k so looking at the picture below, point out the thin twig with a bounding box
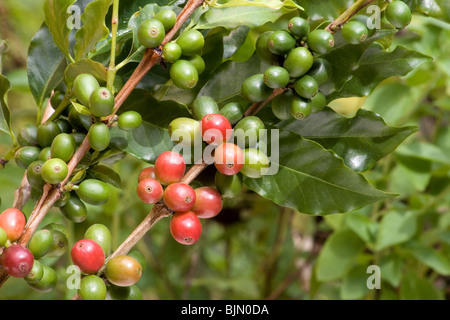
[325,0,377,33]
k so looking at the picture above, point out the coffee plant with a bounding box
[0,0,449,301]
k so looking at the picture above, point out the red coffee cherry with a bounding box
[136,178,164,204]
[170,211,202,245]
[191,187,223,219]
[1,244,34,278]
[213,143,244,175]
[138,166,156,182]
[155,151,186,185]
[0,208,26,241]
[163,183,196,212]
[201,114,232,145]
[71,239,105,274]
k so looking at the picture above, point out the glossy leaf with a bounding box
[210,0,302,10]
[243,129,392,215]
[27,25,67,109]
[275,107,417,172]
[345,210,378,243]
[74,0,114,61]
[403,241,450,276]
[43,0,76,60]
[109,121,173,163]
[321,35,431,101]
[64,59,108,88]
[71,101,91,116]
[315,229,365,281]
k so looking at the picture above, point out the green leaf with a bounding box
[403,241,450,276]
[0,74,14,140]
[43,0,76,60]
[243,129,392,215]
[195,5,296,29]
[395,141,450,165]
[87,165,122,188]
[345,210,378,243]
[64,59,108,88]
[379,254,404,287]
[74,0,114,61]
[119,89,191,128]
[109,121,173,163]
[301,0,353,25]
[375,210,418,251]
[316,229,365,282]
[322,39,432,101]
[340,265,371,300]
[27,24,68,109]
[71,101,91,116]
[275,107,417,172]
[400,271,443,300]
[209,0,302,10]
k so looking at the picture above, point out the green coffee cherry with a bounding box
[342,21,369,44]
[70,132,87,146]
[351,14,375,37]
[89,87,115,118]
[85,224,112,257]
[291,95,313,120]
[283,47,314,78]
[233,116,265,148]
[43,223,69,258]
[241,74,272,103]
[76,179,111,206]
[15,146,41,169]
[88,122,110,152]
[0,227,7,247]
[305,58,333,86]
[79,275,107,300]
[60,194,87,223]
[219,102,245,125]
[215,171,242,198]
[168,117,201,146]
[50,133,77,163]
[385,0,412,29]
[162,42,182,63]
[241,148,270,179]
[267,30,296,55]
[24,260,44,284]
[288,16,310,38]
[271,90,294,121]
[18,124,39,147]
[191,96,219,120]
[37,122,62,148]
[128,250,147,272]
[54,191,71,208]
[306,29,335,54]
[170,60,199,90]
[38,147,51,162]
[28,229,53,259]
[109,284,143,300]
[27,265,57,293]
[255,31,278,65]
[155,8,177,31]
[55,118,72,134]
[118,111,143,131]
[310,91,327,113]
[138,18,166,48]
[41,158,68,184]
[263,66,290,89]
[74,73,100,107]
[186,54,206,75]
[176,29,204,56]
[293,75,319,99]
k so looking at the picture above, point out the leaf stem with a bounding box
[107,0,120,91]
[325,0,377,33]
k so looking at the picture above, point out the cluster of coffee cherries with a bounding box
[137,8,205,90]
[0,207,70,292]
[137,94,270,245]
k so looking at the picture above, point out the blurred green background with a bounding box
[0,0,450,300]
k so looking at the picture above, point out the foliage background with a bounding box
[0,0,449,300]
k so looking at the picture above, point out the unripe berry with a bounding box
[89,87,115,117]
[191,187,222,219]
[71,239,105,274]
[170,211,202,245]
[163,182,196,212]
[105,255,142,287]
[41,158,69,184]
[73,73,100,107]
[79,275,107,300]
[138,18,166,48]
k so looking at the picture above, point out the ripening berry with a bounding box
[201,113,232,145]
[163,183,196,212]
[71,239,105,274]
[1,244,34,278]
[170,211,202,245]
[0,208,26,241]
[137,178,164,204]
[154,151,186,185]
[191,187,222,219]
[213,143,244,176]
